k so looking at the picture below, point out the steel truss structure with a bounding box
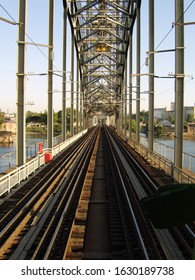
[16,0,185,171]
[63,0,140,119]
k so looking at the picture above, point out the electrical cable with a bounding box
[0,3,61,72]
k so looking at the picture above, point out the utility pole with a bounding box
[16,0,26,166]
[148,0,154,151]
[174,0,184,168]
[47,0,54,149]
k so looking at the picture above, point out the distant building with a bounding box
[154,108,167,120]
[184,106,195,121]
[3,113,16,121]
[165,110,174,121]
[170,102,175,111]
[0,112,16,134]
[154,103,195,122]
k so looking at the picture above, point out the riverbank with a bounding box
[0,131,13,143]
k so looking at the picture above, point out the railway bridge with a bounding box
[0,0,195,260]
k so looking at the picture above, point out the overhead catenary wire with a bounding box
[155,0,195,52]
[0,3,17,24]
[137,0,195,96]
[0,3,61,73]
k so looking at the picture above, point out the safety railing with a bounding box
[52,130,87,158]
[0,135,63,173]
[0,129,87,197]
[154,140,195,173]
[128,138,195,184]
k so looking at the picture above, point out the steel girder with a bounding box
[63,0,139,117]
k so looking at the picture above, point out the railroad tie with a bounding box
[63,131,100,260]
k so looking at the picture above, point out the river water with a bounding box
[0,135,47,173]
[140,135,195,173]
[0,134,195,174]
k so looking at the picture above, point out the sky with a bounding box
[0,0,195,114]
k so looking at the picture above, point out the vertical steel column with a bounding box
[124,60,127,139]
[136,4,141,143]
[120,77,124,136]
[83,108,86,129]
[70,1,74,137]
[148,0,154,151]
[80,83,83,131]
[76,62,79,134]
[47,0,54,148]
[129,36,133,139]
[174,0,184,168]
[16,0,26,166]
[62,7,67,141]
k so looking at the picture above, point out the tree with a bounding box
[140,110,148,123]
[0,113,4,126]
[169,115,175,124]
[57,110,62,123]
[26,115,41,123]
[186,113,194,123]
[39,111,47,124]
[131,119,136,133]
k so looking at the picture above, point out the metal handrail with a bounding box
[128,138,195,184]
[0,129,88,197]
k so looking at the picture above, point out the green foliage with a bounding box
[26,126,47,134]
[154,124,163,135]
[53,123,62,134]
[140,110,148,123]
[168,114,175,124]
[0,120,3,126]
[26,110,47,125]
[39,111,47,124]
[131,119,136,133]
[186,113,194,123]
[57,110,62,123]
[25,109,78,134]
[0,114,4,126]
[26,115,41,123]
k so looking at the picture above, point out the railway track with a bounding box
[104,126,195,259]
[65,126,194,260]
[0,126,99,259]
[0,125,194,260]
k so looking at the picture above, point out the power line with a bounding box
[155,0,195,51]
[0,3,60,72]
[0,3,17,24]
[138,0,195,89]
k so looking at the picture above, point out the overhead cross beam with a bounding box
[63,0,139,118]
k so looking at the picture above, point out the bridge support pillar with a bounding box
[148,0,154,151]
[62,7,67,141]
[16,0,26,166]
[124,59,127,139]
[76,62,79,134]
[174,0,184,168]
[47,0,54,149]
[136,4,141,143]
[70,23,74,137]
[80,88,84,131]
[128,35,133,139]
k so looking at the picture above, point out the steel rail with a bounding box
[104,126,149,259]
[41,128,99,260]
[8,127,99,260]
[0,127,98,259]
[0,129,92,227]
[106,126,194,259]
[0,131,90,238]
